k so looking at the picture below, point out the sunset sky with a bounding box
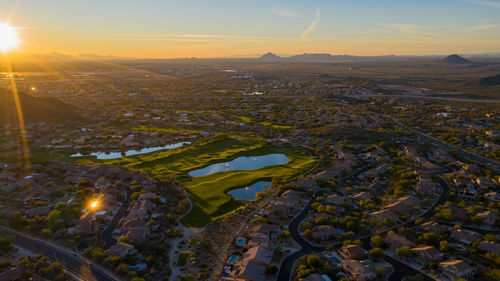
[1,0,500,58]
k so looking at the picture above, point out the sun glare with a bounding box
[0,24,19,52]
[90,200,99,209]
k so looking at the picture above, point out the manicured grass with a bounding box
[177,251,190,266]
[259,121,293,129]
[129,137,265,177]
[132,125,209,135]
[232,115,253,123]
[180,145,316,227]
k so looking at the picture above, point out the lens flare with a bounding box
[0,24,19,52]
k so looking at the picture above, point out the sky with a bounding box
[1,0,500,58]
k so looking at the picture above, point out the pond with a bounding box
[228,181,271,200]
[188,153,288,177]
[71,141,191,160]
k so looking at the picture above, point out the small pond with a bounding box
[228,181,271,200]
[71,141,191,160]
[188,154,288,177]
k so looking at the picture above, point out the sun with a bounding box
[0,24,19,52]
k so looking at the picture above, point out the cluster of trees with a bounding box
[294,254,337,280]
[18,255,70,281]
[8,202,79,236]
[0,236,14,256]
[82,247,145,280]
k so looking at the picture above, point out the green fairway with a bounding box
[130,137,266,177]
[124,136,315,227]
[179,145,315,227]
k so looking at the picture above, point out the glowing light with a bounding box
[31,87,36,91]
[0,24,19,52]
[90,200,99,209]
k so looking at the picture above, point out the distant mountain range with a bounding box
[0,87,81,125]
[259,52,488,62]
[440,54,472,64]
[260,52,362,61]
[465,74,500,87]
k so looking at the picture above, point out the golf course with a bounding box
[72,136,316,227]
[133,137,315,226]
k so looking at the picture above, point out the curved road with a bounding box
[277,169,451,281]
[0,226,120,281]
[77,185,132,251]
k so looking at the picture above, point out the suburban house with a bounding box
[369,209,399,224]
[342,259,376,281]
[295,178,318,190]
[384,195,421,216]
[349,192,373,203]
[250,224,280,240]
[242,246,273,266]
[450,229,481,246]
[311,225,338,241]
[385,233,417,251]
[484,192,500,203]
[126,226,150,242]
[248,233,272,249]
[478,241,500,255]
[231,261,266,281]
[411,246,441,266]
[475,177,497,188]
[339,245,368,260]
[476,211,498,226]
[106,242,138,258]
[417,221,449,235]
[440,260,475,280]
[325,194,344,205]
[277,189,304,208]
[415,174,437,195]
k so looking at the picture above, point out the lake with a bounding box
[228,181,271,200]
[188,153,289,177]
[71,141,191,160]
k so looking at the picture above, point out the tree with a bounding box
[396,246,412,257]
[0,236,13,256]
[46,210,65,231]
[115,263,128,275]
[371,235,388,249]
[0,259,11,268]
[306,254,321,268]
[266,264,278,275]
[369,248,383,261]
[420,232,439,246]
[440,241,450,252]
[376,267,387,277]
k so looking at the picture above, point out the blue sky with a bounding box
[1,0,500,57]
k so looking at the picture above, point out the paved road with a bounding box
[99,185,132,249]
[0,227,120,281]
[356,94,500,104]
[385,115,500,172]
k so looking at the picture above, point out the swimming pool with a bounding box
[328,256,341,265]
[236,238,245,246]
[228,256,239,264]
